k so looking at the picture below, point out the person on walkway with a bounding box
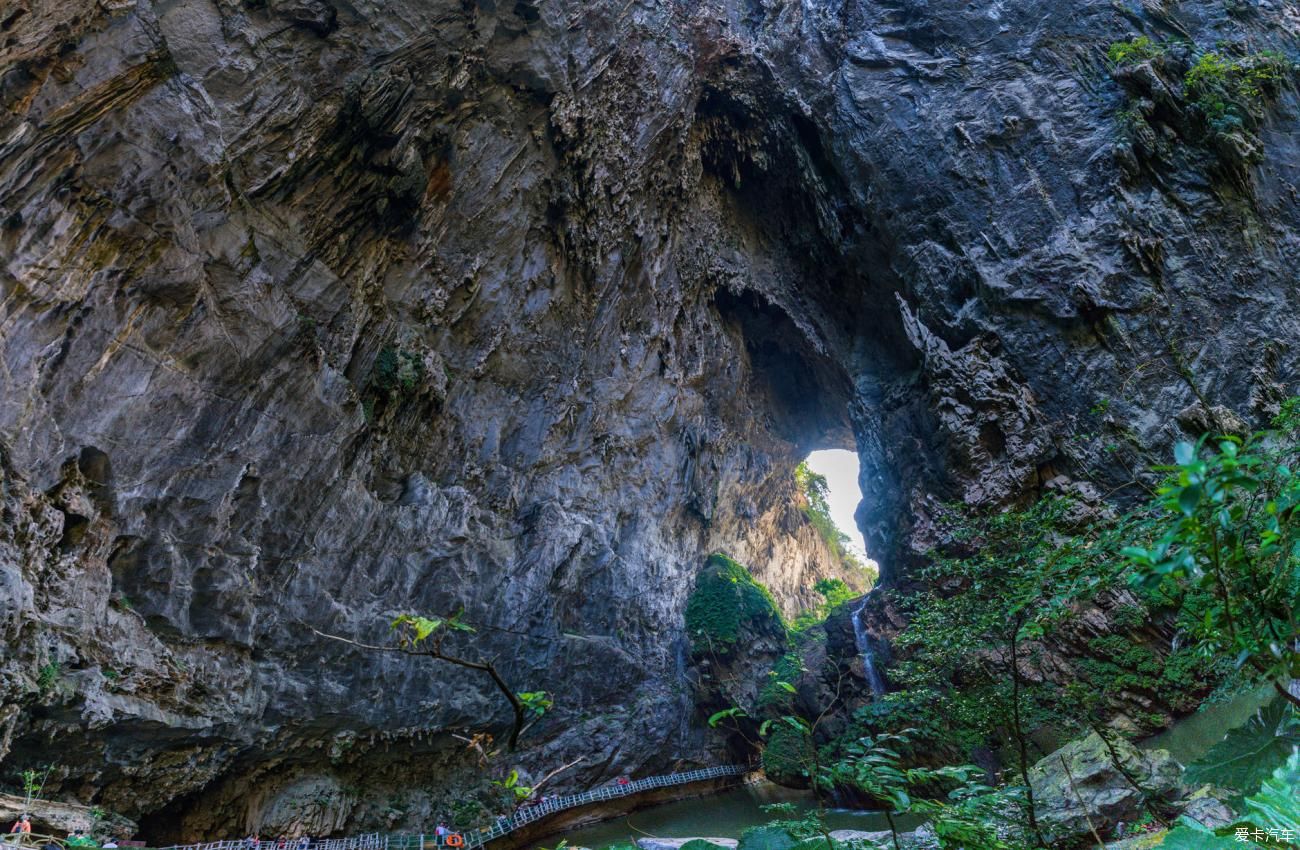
[276,835,287,850]
[617,777,630,787]
[297,836,310,850]
[434,824,448,846]
[10,815,31,834]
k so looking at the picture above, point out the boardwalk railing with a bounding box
[155,765,747,850]
[457,765,746,848]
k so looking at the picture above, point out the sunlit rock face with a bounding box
[2,0,1298,838]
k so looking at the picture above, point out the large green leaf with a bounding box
[1186,696,1300,792]
[1158,826,1246,849]
[1241,749,1300,833]
[1163,751,1300,849]
[679,841,734,850]
[737,826,797,850]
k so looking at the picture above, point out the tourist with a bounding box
[276,835,287,850]
[297,836,310,850]
[616,777,630,787]
[10,815,32,834]
[434,823,448,846]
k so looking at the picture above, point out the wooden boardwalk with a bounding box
[156,765,748,850]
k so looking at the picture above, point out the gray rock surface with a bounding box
[2,0,1298,839]
[0,792,137,841]
[637,839,738,850]
[828,830,892,845]
[1029,732,1182,847]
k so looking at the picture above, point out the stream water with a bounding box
[1140,684,1278,764]
[537,783,915,850]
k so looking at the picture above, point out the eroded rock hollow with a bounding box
[1,0,1297,838]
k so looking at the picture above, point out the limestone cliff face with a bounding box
[1,0,1298,838]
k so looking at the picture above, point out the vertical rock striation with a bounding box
[1,0,1297,836]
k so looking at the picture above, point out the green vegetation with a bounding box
[372,345,425,396]
[679,841,733,850]
[20,765,53,812]
[1121,427,1300,712]
[729,403,1300,849]
[758,653,805,710]
[491,768,533,803]
[794,463,870,573]
[1183,49,1290,132]
[518,691,553,718]
[36,662,60,694]
[1106,34,1295,177]
[761,720,813,787]
[1108,36,1164,66]
[1185,697,1300,798]
[685,553,786,653]
[791,578,859,633]
[813,577,855,610]
[1160,750,1300,848]
[316,612,547,751]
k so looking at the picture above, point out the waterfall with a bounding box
[851,597,886,697]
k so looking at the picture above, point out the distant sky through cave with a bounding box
[803,448,868,560]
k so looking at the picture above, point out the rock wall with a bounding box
[2,0,1298,838]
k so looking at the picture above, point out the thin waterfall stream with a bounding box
[851,596,886,697]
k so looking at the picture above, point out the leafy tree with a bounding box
[886,499,1100,843]
[314,612,547,750]
[911,768,1030,850]
[824,732,916,850]
[826,732,1027,850]
[794,462,865,571]
[1121,432,1300,712]
[813,578,856,610]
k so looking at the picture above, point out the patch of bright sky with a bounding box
[804,449,869,560]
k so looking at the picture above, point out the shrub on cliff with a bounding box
[761,722,812,788]
[685,553,787,655]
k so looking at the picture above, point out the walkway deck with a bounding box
[157,765,748,850]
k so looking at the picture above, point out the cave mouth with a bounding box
[713,284,899,581]
[801,449,868,560]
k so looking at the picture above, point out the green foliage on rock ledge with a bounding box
[1183,49,1290,132]
[1108,36,1164,66]
[794,462,867,572]
[372,345,425,396]
[761,719,812,787]
[685,553,786,654]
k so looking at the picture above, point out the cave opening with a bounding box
[800,448,870,565]
[711,282,897,587]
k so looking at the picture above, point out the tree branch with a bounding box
[311,625,530,750]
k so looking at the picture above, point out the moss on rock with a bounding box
[684,552,786,655]
[761,722,811,788]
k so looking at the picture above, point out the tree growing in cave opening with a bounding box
[312,613,549,752]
